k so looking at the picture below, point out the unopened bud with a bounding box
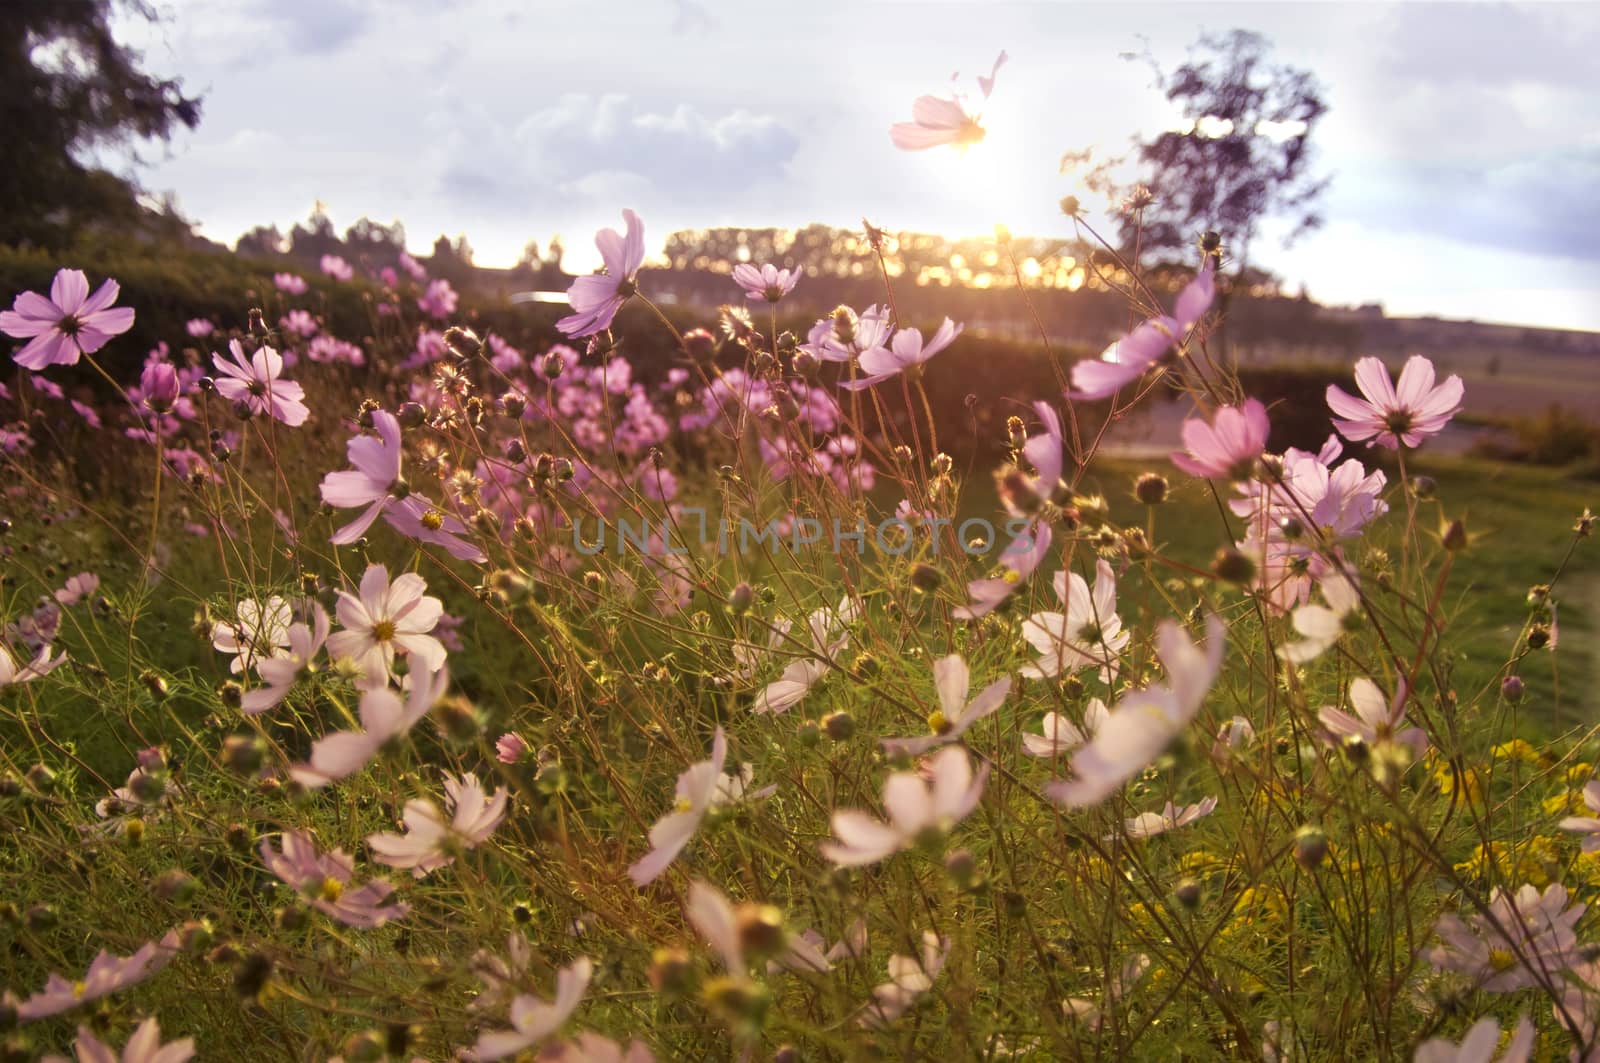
[910,563,942,593]
[221,735,266,775]
[727,582,755,615]
[735,903,786,958]
[681,328,717,363]
[1211,547,1256,585]
[1442,519,1468,553]
[1293,825,1329,870]
[247,308,268,337]
[649,947,694,994]
[1501,675,1525,702]
[821,711,855,742]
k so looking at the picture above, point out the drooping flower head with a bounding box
[1069,264,1215,400]
[1,268,135,371]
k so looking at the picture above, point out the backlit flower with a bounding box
[1022,700,1109,757]
[1171,399,1270,480]
[15,931,182,1021]
[211,596,293,675]
[1120,796,1218,839]
[290,666,448,787]
[326,564,447,681]
[1,268,135,371]
[42,1017,196,1063]
[368,771,509,877]
[859,931,949,1028]
[732,263,801,303]
[1317,677,1428,760]
[468,957,593,1061]
[1426,883,1584,992]
[1559,780,1600,852]
[839,318,962,391]
[1413,1014,1534,1063]
[1069,264,1214,400]
[1021,559,1130,680]
[889,51,1005,151]
[211,340,309,427]
[1326,354,1463,450]
[821,746,988,867]
[260,830,408,929]
[557,210,645,338]
[882,655,1010,757]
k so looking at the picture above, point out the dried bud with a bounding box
[154,869,198,904]
[681,328,717,363]
[233,952,274,998]
[1211,547,1256,585]
[931,453,953,476]
[1059,195,1082,218]
[442,326,482,359]
[24,764,55,794]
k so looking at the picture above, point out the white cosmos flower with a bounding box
[882,654,1010,757]
[326,564,447,684]
[1048,614,1225,808]
[467,957,593,1062]
[367,771,510,877]
[1022,700,1109,758]
[821,746,988,868]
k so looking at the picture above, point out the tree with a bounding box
[0,0,201,246]
[343,217,407,265]
[1073,30,1328,275]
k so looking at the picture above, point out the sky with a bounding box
[115,0,1600,331]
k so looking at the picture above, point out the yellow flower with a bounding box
[1453,838,1559,887]
[1491,739,1549,767]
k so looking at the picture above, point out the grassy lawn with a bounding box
[1072,453,1599,734]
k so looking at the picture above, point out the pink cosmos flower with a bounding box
[536,1034,655,1063]
[185,317,214,338]
[468,957,593,1062]
[320,255,354,281]
[1119,796,1218,839]
[290,666,448,787]
[240,602,329,714]
[259,830,408,929]
[890,50,1006,151]
[418,278,458,319]
[800,304,893,365]
[1559,781,1600,851]
[628,727,773,886]
[211,340,309,427]
[1317,677,1428,759]
[326,564,448,681]
[1426,883,1584,992]
[279,309,318,338]
[1069,264,1215,400]
[1172,398,1271,480]
[367,771,509,877]
[273,272,308,295]
[954,521,1052,619]
[1021,559,1130,680]
[495,732,530,764]
[1022,699,1109,757]
[54,572,100,607]
[820,745,988,867]
[318,411,485,562]
[1413,1015,1534,1063]
[15,931,182,1021]
[41,1017,196,1063]
[139,362,181,415]
[685,880,750,975]
[839,318,962,391]
[1048,614,1226,808]
[732,263,801,303]
[0,642,65,687]
[859,932,950,1029]
[557,210,645,338]
[1326,355,1464,449]
[1,269,136,370]
[882,655,1011,757]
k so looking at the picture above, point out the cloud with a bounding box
[248,0,372,57]
[433,93,800,212]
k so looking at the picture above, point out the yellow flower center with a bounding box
[672,796,694,814]
[73,980,87,998]
[318,877,345,903]
[927,710,951,736]
[1488,948,1516,973]
[372,620,397,642]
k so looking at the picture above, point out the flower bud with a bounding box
[141,362,181,413]
[233,952,274,998]
[1442,518,1468,553]
[1501,675,1525,702]
[821,711,855,742]
[1293,825,1329,870]
[154,869,197,904]
[1410,475,1437,501]
[727,582,755,615]
[179,919,214,951]
[247,308,268,337]
[442,326,482,359]
[735,903,787,959]
[944,848,980,888]
[221,735,266,775]
[1174,877,1202,908]
[500,391,526,420]
[341,1031,387,1063]
[681,327,717,363]
[1059,195,1082,218]
[1211,547,1256,585]
[24,764,55,793]
[910,563,942,593]
[649,946,694,994]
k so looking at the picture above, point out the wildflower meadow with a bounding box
[2,29,1598,1063]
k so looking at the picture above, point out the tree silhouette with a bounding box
[0,0,201,246]
[1075,30,1328,275]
